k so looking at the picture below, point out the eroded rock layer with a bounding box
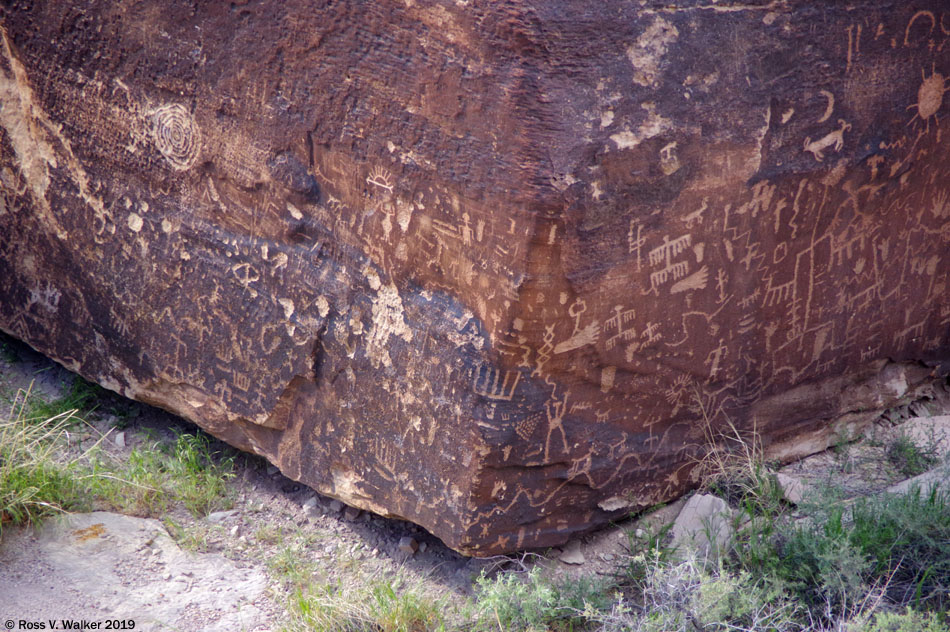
[1,2,949,554]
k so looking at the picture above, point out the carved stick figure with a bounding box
[543,390,570,461]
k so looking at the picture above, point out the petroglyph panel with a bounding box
[1,2,949,555]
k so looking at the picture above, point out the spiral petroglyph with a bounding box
[151,104,201,170]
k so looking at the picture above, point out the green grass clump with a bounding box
[1,382,237,529]
[284,576,448,632]
[849,488,950,611]
[90,431,235,517]
[725,480,950,620]
[0,387,90,534]
[587,555,801,632]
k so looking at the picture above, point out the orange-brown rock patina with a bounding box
[1,2,949,554]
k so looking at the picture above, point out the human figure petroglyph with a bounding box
[542,388,570,462]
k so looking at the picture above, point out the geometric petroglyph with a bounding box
[151,104,201,171]
[471,362,521,401]
[366,165,394,193]
[648,234,691,293]
[514,411,542,440]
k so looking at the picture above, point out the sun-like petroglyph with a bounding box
[366,165,394,193]
[907,65,947,132]
[150,104,201,171]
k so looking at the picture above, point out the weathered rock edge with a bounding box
[1,3,949,554]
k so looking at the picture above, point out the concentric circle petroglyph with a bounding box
[151,104,201,170]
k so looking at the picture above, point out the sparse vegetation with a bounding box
[1,380,236,536]
[472,566,613,631]
[26,374,102,422]
[698,415,950,631]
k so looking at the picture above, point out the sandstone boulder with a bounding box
[1,2,949,554]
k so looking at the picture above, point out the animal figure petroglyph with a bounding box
[803,119,851,162]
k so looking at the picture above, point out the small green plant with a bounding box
[473,568,558,631]
[262,529,325,588]
[761,505,871,613]
[886,432,939,477]
[623,521,673,589]
[585,554,801,632]
[161,517,212,552]
[168,432,236,516]
[848,487,950,612]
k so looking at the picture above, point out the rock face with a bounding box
[1,2,949,555]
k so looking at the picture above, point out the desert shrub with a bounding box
[886,433,939,477]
